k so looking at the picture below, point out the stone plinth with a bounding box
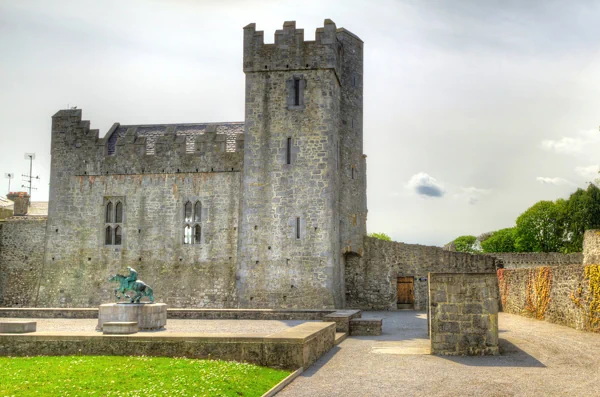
[349,318,382,336]
[0,321,37,333]
[103,321,139,335]
[97,303,167,331]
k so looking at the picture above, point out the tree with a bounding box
[563,183,600,252]
[449,235,480,253]
[368,232,392,241]
[515,199,567,252]
[481,228,517,252]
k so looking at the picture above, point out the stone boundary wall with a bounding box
[0,218,47,307]
[0,322,336,370]
[0,307,340,320]
[345,237,496,311]
[583,230,600,265]
[429,273,499,356]
[488,252,582,269]
[499,265,599,333]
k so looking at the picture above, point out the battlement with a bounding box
[243,19,361,76]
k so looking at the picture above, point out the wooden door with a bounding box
[397,277,414,304]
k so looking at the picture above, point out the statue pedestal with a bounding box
[97,303,167,331]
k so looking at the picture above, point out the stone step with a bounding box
[350,318,382,336]
[103,321,139,335]
[334,332,348,345]
[0,321,36,334]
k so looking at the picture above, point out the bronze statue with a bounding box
[109,267,155,303]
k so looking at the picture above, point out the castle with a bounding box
[0,20,500,310]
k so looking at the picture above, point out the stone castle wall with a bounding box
[488,252,582,269]
[345,237,497,311]
[0,218,47,306]
[499,265,598,332]
[429,273,499,355]
[237,20,366,309]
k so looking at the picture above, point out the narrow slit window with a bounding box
[184,201,192,222]
[194,201,202,222]
[352,166,355,180]
[105,226,112,245]
[114,225,122,245]
[194,225,201,244]
[115,202,123,223]
[296,217,301,239]
[294,79,301,106]
[106,202,113,223]
[184,225,192,244]
[286,137,292,165]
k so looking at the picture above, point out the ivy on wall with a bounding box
[497,269,510,308]
[525,267,552,320]
[584,265,600,330]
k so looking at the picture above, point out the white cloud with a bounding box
[406,172,445,198]
[541,129,600,155]
[453,186,491,205]
[575,164,599,181]
[536,176,574,185]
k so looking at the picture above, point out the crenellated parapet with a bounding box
[50,109,245,177]
[243,20,349,79]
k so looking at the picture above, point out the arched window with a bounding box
[194,201,202,222]
[105,226,112,245]
[184,201,193,223]
[184,225,192,244]
[114,225,122,245]
[106,202,113,223]
[115,202,123,223]
[194,224,201,244]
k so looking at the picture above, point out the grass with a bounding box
[0,356,291,397]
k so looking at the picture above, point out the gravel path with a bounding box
[2,318,313,334]
[279,311,600,397]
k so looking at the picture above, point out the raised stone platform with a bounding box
[0,321,36,333]
[350,318,382,336]
[97,303,166,331]
[0,322,336,370]
[103,321,139,335]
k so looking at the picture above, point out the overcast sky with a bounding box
[1,0,599,246]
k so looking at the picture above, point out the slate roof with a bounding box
[107,122,244,155]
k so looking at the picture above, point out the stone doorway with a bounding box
[397,276,414,309]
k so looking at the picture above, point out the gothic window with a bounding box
[194,201,202,222]
[184,200,203,245]
[194,225,201,244]
[104,198,124,246]
[184,225,192,245]
[106,202,113,223]
[184,201,193,223]
[114,225,122,245]
[115,202,123,223]
[105,226,112,245]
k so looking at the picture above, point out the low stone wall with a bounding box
[345,237,496,311]
[0,218,47,307]
[0,322,336,370]
[0,307,339,321]
[488,252,582,269]
[429,273,499,356]
[499,265,600,332]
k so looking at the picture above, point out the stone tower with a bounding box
[237,20,367,308]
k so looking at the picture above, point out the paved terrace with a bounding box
[3,318,314,334]
[280,311,600,397]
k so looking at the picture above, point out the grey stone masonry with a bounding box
[238,20,366,309]
[429,273,499,356]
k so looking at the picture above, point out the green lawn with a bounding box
[0,356,290,397]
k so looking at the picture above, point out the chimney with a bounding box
[7,192,30,216]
